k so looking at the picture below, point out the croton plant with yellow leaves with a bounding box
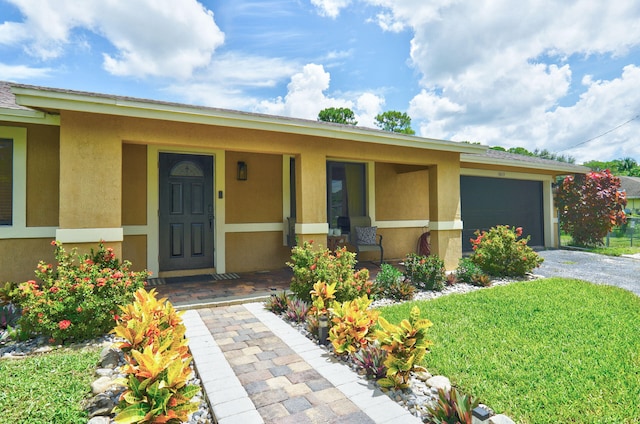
[111,288,200,424]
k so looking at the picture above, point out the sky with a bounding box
[1,0,640,164]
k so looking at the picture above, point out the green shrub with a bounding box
[427,387,479,424]
[375,263,415,301]
[456,257,490,286]
[285,298,309,323]
[403,253,445,291]
[264,291,289,314]
[352,343,387,379]
[287,242,370,303]
[469,225,543,277]
[9,241,149,342]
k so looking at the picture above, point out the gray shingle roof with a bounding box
[619,176,640,198]
[462,148,589,174]
[0,81,32,111]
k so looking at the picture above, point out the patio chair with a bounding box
[349,216,384,264]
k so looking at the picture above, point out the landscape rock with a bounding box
[91,376,120,395]
[425,375,451,392]
[413,370,433,381]
[87,416,111,424]
[99,347,121,369]
[489,414,516,424]
[85,393,116,418]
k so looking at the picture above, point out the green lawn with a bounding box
[377,278,640,424]
[561,232,640,256]
[0,345,101,424]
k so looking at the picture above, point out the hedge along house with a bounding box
[0,82,587,283]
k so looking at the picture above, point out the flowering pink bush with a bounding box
[9,241,149,342]
[470,225,543,277]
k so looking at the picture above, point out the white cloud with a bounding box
[355,92,384,127]
[253,63,385,126]
[359,0,640,162]
[2,0,224,79]
[257,63,350,119]
[0,63,52,80]
[310,0,352,18]
[167,53,299,110]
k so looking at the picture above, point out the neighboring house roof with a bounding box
[461,148,590,174]
[619,176,640,199]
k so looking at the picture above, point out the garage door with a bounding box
[461,176,544,252]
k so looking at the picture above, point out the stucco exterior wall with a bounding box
[122,143,147,226]
[59,112,122,229]
[26,124,60,227]
[375,163,429,221]
[0,238,54,283]
[225,151,282,223]
[226,231,291,272]
[123,235,147,271]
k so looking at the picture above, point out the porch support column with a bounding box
[295,151,328,247]
[56,111,123,255]
[428,161,463,270]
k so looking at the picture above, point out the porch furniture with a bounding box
[327,234,349,251]
[349,216,384,264]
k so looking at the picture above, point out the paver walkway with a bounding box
[183,302,419,424]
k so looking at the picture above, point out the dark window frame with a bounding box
[0,138,12,226]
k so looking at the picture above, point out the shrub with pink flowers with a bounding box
[469,225,543,277]
[9,241,149,342]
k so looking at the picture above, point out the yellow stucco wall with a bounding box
[59,112,122,229]
[123,235,148,271]
[375,163,429,221]
[225,151,282,223]
[225,232,291,272]
[0,238,54,283]
[26,124,60,227]
[6,111,473,276]
[122,144,147,226]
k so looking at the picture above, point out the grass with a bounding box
[377,278,640,424]
[0,345,101,424]
[560,233,640,256]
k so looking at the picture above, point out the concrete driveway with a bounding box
[536,249,640,296]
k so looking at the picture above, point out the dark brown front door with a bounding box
[159,153,214,271]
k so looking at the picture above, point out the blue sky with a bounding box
[1,0,640,164]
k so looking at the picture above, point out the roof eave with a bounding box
[461,153,590,174]
[0,107,60,125]
[11,84,487,155]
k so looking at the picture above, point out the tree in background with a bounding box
[583,157,640,176]
[317,107,357,125]
[374,111,415,135]
[555,170,627,246]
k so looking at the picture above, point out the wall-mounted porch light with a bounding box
[237,161,248,181]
